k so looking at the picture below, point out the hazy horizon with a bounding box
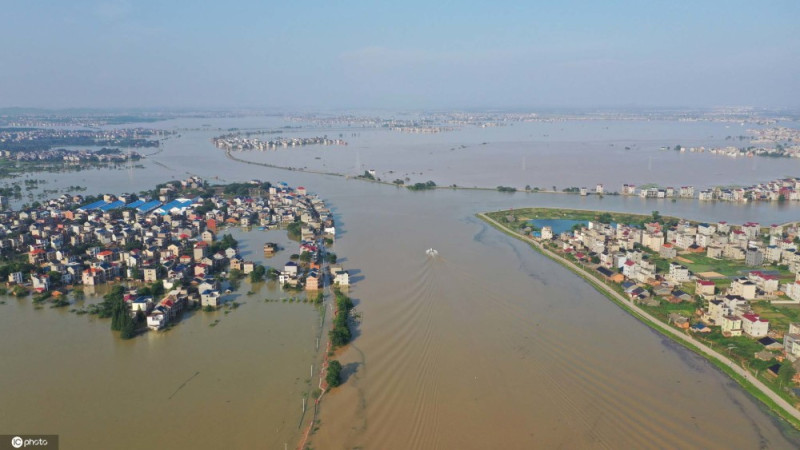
[2,1,798,110]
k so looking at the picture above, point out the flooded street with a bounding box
[2,118,800,448]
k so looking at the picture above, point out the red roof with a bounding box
[697,280,715,286]
[98,250,113,256]
[750,271,778,280]
[624,260,635,266]
[742,313,768,323]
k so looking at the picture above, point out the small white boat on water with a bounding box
[426,248,438,257]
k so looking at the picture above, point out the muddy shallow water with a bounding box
[2,117,800,449]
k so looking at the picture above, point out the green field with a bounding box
[488,207,680,227]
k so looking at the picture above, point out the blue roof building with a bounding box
[136,200,162,214]
[78,200,110,211]
[126,199,145,209]
[98,200,125,211]
[157,199,194,215]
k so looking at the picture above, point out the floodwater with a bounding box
[2,117,800,449]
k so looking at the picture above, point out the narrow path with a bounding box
[478,213,800,425]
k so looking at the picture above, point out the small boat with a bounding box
[426,248,438,257]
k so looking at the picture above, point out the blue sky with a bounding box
[1,1,798,109]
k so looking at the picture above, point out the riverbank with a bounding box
[477,211,800,430]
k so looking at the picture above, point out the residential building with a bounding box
[784,323,800,360]
[741,314,769,338]
[668,262,691,283]
[696,279,715,298]
[730,278,757,300]
[745,248,764,267]
[721,315,743,337]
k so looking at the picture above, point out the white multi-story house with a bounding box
[784,323,800,360]
[668,262,691,283]
[675,233,696,250]
[741,313,769,338]
[721,315,743,336]
[7,272,23,284]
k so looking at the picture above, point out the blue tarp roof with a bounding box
[78,200,110,211]
[136,200,162,213]
[98,200,125,211]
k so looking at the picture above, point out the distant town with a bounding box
[567,177,800,203]
[212,134,347,152]
[0,127,167,152]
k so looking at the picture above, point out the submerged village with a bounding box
[0,176,351,337]
[489,208,800,400]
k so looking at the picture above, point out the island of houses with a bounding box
[212,135,347,152]
[0,176,350,335]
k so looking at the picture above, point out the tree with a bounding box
[329,326,351,347]
[48,270,62,286]
[326,360,342,388]
[249,264,266,283]
[778,360,796,387]
[229,269,244,281]
[651,210,661,223]
[596,212,613,224]
[120,317,136,339]
[151,280,165,297]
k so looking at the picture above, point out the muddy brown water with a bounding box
[2,119,800,448]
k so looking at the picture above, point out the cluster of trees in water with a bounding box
[329,289,355,348]
[326,289,355,389]
[326,360,342,388]
[407,181,437,191]
[103,285,143,339]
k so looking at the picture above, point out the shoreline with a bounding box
[477,211,800,430]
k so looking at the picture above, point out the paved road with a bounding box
[478,213,800,424]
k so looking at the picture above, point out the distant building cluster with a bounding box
[620,177,800,203]
[212,135,346,151]
[0,148,141,163]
